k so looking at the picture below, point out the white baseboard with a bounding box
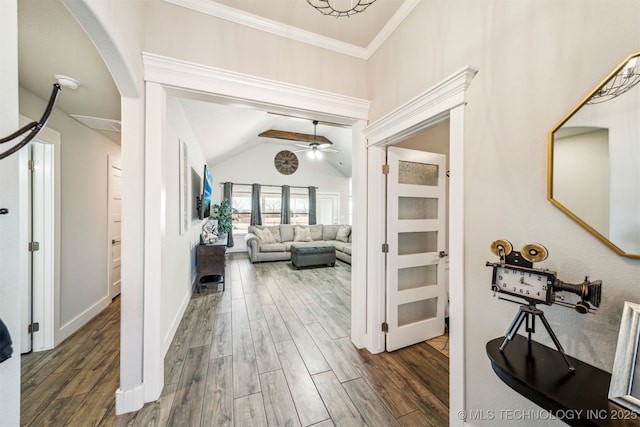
[162,288,191,356]
[56,296,110,345]
[115,384,145,415]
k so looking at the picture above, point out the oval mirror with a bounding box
[548,51,640,259]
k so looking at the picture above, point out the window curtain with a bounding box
[250,183,262,226]
[308,186,317,225]
[281,185,290,224]
[223,182,234,248]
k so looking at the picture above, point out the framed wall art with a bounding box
[609,301,640,413]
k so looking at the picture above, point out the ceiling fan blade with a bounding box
[320,148,340,153]
[294,143,310,149]
[258,129,332,145]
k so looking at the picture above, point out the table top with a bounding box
[486,335,640,426]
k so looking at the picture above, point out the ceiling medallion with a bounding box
[274,150,299,175]
[306,0,377,18]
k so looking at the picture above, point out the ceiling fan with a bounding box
[258,120,339,159]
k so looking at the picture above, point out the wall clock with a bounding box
[274,150,299,175]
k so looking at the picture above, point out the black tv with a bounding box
[198,164,213,220]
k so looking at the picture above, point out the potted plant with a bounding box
[211,198,233,236]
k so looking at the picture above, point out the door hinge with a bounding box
[29,241,40,252]
[381,243,389,253]
[28,159,36,170]
[28,323,39,333]
[382,164,389,175]
[381,322,389,333]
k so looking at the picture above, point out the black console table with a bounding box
[487,335,640,426]
[195,236,227,292]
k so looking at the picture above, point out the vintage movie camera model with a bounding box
[486,239,602,372]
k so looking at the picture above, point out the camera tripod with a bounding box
[500,303,575,373]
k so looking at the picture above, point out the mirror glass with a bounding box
[549,52,640,258]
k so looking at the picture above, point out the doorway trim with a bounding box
[141,52,371,402]
[19,116,60,353]
[362,65,478,427]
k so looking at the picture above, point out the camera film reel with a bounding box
[521,243,548,263]
[490,239,513,259]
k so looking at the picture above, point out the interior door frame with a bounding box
[362,65,478,427]
[19,116,61,352]
[108,155,122,300]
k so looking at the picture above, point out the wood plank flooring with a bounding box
[21,252,449,427]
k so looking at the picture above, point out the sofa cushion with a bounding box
[336,225,351,243]
[294,226,313,242]
[280,224,295,242]
[254,227,276,244]
[260,243,287,253]
[322,224,341,240]
[310,224,324,240]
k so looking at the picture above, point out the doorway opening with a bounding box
[384,120,450,351]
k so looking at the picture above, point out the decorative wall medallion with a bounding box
[274,150,299,175]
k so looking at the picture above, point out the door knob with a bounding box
[439,251,448,258]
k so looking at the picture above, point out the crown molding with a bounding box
[365,0,420,58]
[142,52,371,120]
[363,66,479,145]
[163,0,418,60]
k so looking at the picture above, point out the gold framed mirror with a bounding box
[548,51,640,259]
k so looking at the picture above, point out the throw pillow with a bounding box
[293,226,313,242]
[265,225,282,243]
[254,227,275,244]
[336,225,351,243]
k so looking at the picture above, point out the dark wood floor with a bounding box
[21,253,449,426]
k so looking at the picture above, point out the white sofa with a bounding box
[244,224,352,264]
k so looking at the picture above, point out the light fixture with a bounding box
[54,74,81,90]
[587,57,640,104]
[307,147,323,160]
[306,0,376,17]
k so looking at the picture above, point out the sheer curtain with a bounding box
[250,183,262,226]
[223,182,234,248]
[281,185,290,224]
[308,186,317,225]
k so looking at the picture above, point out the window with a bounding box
[231,185,251,234]
[290,189,309,225]
[231,185,311,232]
[261,188,282,226]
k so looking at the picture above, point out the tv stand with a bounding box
[196,235,227,292]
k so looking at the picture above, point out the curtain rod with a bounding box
[219,182,318,190]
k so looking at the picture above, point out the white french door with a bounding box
[385,147,447,351]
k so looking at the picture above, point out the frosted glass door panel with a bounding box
[398,265,437,291]
[398,231,438,255]
[398,298,438,327]
[398,161,439,186]
[398,197,438,220]
[386,147,447,351]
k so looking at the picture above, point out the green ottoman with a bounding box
[291,244,336,269]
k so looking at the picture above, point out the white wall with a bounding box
[369,1,640,425]
[211,141,351,250]
[0,1,23,424]
[162,95,208,352]
[20,88,121,343]
[143,0,368,100]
